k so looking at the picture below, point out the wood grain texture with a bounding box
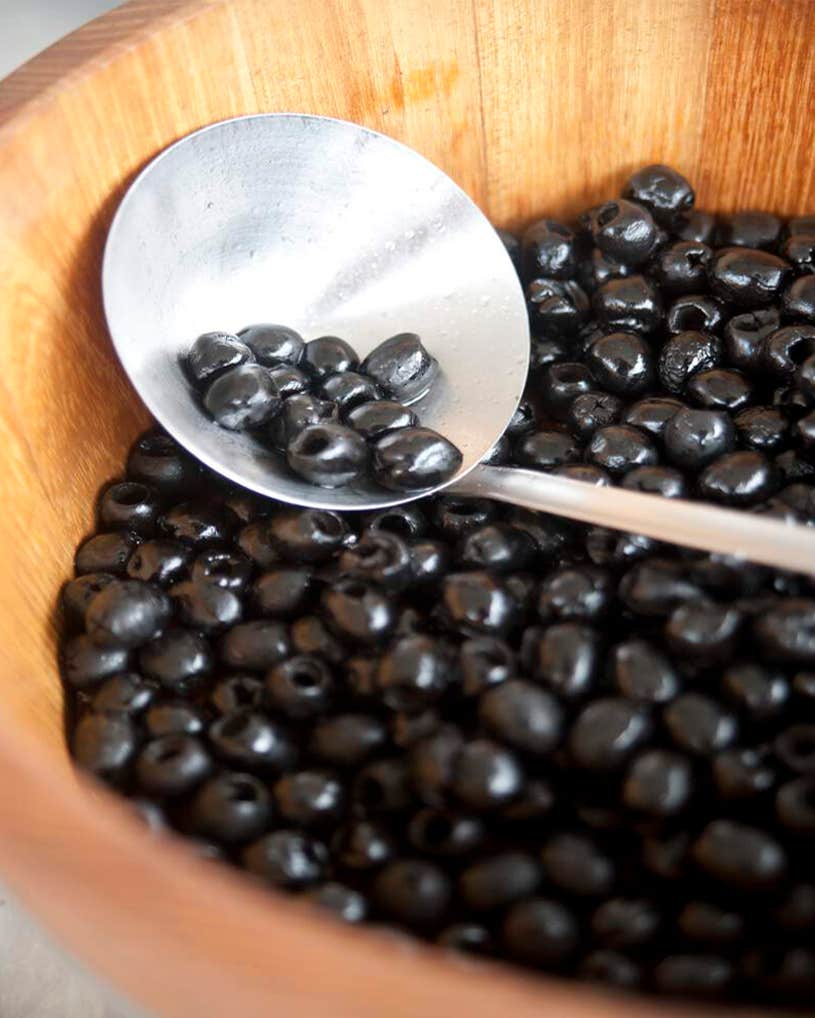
[0,0,813,1014]
[699,0,815,213]
[474,0,716,225]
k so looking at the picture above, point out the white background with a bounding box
[0,0,120,78]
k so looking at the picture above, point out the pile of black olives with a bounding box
[61,165,815,1008]
[188,328,462,491]
[497,167,815,506]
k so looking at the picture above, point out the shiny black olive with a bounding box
[360,333,439,402]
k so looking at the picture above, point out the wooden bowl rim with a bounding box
[0,0,204,128]
[0,3,778,1015]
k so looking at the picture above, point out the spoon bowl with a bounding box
[103,113,529,509]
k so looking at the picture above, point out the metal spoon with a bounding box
[103,113,815,575]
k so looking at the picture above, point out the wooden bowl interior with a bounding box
[0,0,813,1014]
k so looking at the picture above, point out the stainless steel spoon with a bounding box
[103,113,815,575]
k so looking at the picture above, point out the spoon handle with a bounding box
[452,464,815,576]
